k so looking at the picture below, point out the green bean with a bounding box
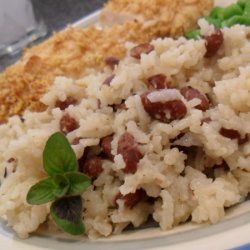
[204,16,222,28]
[238,0,247,9]
[185,29,201,40]
[221,4,243,20]
[185,0,250,41]
[243,1,250,16]
[209,6,224,19]
[222,15,250,27]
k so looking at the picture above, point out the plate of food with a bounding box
[0,0,250,249]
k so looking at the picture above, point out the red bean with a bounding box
[101,135,114,161]
[220,128,248,145]
[103,74,115,86]
[180,86,209,111]
[130,43,154,59]
[115,189,146,208]
[219,128,241,140]
[201,117,212,124]
[55,96,77,110]
[123,150,143,174]
[141,92,187,122]
[60,114,78,134]
[105,56,119,70]
[204,29,223,58]
[71,137,83,145]
[147,74,170,89]
[117,132,137,157]
[117,132,142,174]
[7,157,16,163]
[81,156,103,179]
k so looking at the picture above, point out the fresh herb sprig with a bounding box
[185,0,250,39]
[26,132,91,235]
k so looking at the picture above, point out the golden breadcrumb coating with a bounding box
[0,0,212,123]
[100,0,213,36]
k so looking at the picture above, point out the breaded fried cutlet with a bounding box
[100,0,212,36]
[0,0,212,123]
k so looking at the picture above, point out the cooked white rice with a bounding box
[0,21,250,239]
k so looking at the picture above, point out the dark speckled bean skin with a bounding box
[115,189,146,208]
[117,132,142,174]
[204,29,224,57]
[55,96,77,110]
[81,156,103,179]
[141,92,187,122]
[130,43,154,59]
[101,135,114,161]
[180,86,210,111]
[60,114,78,134]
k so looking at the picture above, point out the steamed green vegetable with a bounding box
[222,15,250,27]
[185,29,201,40]
[185,0,250,39]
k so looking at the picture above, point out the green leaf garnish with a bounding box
[65,172,91,196]
[43,132,78,176]
[27,178,56,205]
[52,174,70,198]
[50,196,85,235]
[26,132,92,235]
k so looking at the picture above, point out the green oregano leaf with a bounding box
[27,178,56,205]
[26,132,90,235]
[50,196,85,235]
[53,174,70,198]
[65,172,91,196]
[43,132,78,176]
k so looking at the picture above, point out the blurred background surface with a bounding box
[0,0,106,71]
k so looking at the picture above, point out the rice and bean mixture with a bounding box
[0,20,250,239]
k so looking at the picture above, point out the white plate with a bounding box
[1,197,250,250]
[1,1,250,249]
